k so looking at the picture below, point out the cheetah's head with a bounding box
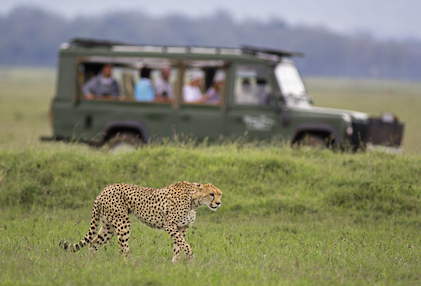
[192,182,222,211]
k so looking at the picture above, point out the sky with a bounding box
[1,0,420,40]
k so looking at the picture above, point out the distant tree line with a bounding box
[1,6,420,79]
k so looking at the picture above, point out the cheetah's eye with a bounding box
[210,193,214,197]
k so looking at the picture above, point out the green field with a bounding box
[0,68,421,285]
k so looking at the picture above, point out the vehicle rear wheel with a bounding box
[107,132,143,153]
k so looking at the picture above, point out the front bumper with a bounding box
[367,118,404,147]
[349,118,404,148]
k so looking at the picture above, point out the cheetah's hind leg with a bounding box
[89,217,116,253]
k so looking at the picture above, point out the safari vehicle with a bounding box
[42,38,404,150]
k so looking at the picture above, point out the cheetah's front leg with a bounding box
[164,225,193,263]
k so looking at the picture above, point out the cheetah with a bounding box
[59,181,222,263]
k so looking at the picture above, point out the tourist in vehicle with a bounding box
[183,69,205,103]
[83,64,120,99]
[154,66,173,102]
[134,67,155,101]
[204,70,225,104]
[235,78,259,105]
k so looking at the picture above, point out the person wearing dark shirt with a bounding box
[83,64,120,99]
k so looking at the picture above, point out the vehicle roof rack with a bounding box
[70,38,132,48]
[69,38,234,52]
[68,38,303,58]
[241,45,304,57]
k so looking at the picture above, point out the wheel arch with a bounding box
[291,124,341,145]
[101,121,149,144]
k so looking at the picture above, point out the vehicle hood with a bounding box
[288,102,369,121]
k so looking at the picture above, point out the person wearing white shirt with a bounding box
[183,69,205,103]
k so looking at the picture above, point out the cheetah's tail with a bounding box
[59,199,101,253]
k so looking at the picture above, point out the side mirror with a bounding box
[309,96,314,105]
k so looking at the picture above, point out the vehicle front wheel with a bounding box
[107,132,143,153]
[294,134,327,149]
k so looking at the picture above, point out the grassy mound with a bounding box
[1,143,419,217]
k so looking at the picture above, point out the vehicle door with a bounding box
[174,64,226,140]
[226,63,280,140]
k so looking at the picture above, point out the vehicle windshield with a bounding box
[274,60,308,101]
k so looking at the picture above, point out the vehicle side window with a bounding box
[182,64,226,105]
[234,64,271,106]
[150,67,176,103]
[134,66,177,103]
[77,59,177,103]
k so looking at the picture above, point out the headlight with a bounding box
[342,114,352,124]
[342,114,353,136]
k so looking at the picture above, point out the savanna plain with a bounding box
[0,67,420,285]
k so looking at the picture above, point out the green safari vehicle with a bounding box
[42,38,404,150]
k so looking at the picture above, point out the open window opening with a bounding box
[76,57,178,103]
[234,64,273,106]
[182,60,228,105]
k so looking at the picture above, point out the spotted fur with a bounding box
[59,181,222,263]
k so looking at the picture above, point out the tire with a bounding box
[107,132,143,153]
[295,134,327,149]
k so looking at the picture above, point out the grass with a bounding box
[0,67,54,150]
[1,145,420,285]
[1,207,420,285]
[0,67,421,285]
